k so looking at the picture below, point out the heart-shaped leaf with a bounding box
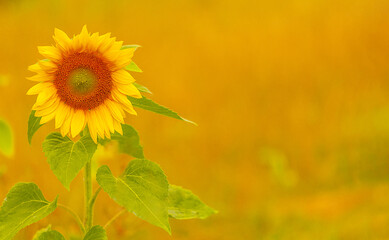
[97,159,170,233]
[168,185,217,220]
[99,124,144,159]
[83,226,107,240]
[33,226,65,240]
[43,133,97,190]
[0,183,58,240]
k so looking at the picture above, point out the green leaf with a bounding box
[42,133,97,190]
[99,124,144,158]
[28,110,43,145]
[0,119,13,157]
[83,226,107,240]
[33,226,65,240]
[0,183,58,240]
[168,185,217,220]
[128,96,196,125]
[125,61,142,72]
[96,159,170,233]
[33,225,51,239]
[121,45,141,50]
[133,82,152,94]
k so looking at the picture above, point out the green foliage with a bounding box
[83,226,107,240]
[96,159,171,233]
[120,45,141,50]
[168,185,217,219]
[33,226,65,240]
[0,119,13,157]
[133,82,152,94]
[99,124,144,158]
[0,183,57,240]
[128,96,196,125]
[125,61,142,72]
[42,133,97,190]
[33,225,51,239]
[28,110,43,144]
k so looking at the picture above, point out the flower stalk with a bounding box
[84,159,93,232]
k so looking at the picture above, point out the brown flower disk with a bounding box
[54,52,113,110]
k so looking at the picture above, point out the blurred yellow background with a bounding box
[1,0,389,239]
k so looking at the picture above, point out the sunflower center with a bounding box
[69,68,97,95]
[54,52,113,110]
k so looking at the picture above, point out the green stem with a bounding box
[90,187,102,209]
[104,209,127,229]
[84,160,93,232]
[58,203,85,233]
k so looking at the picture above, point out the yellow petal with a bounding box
[40,106,57,124]
[111,90,137,116]
[98,105,114,134]
[103,40,123,61]
[112,90,137,116]
[71,26,90,53]
[113,120,123,135]
[38,46,61,62]
[117,83,142,98]
[98,34,115,54]
[38,60,57,73]
[116,101,125,116]
[121,101,137,116]
[35,87,56,106]
[28,63,43,73]
[105,99,124,123]
[104,129,111,139]
[53,28,71,52]
[90,109,105,139]
[71,109,86,138]
[27,82,53,95]
[95,33,111,50]
[61,109,74,137]
[94,107,112,139]
[26,73,54,82]
[112,88,132,105]
[112,69,135,84]
[86,111,98,143]
[88,32,101,52]
[111,48,135,70]
[32,95,57,111]
[55,102,70,129]
[104,49,121,62]
[35,98,60,117]
[79,25,90,52]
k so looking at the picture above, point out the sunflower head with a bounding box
[27,26,142,142]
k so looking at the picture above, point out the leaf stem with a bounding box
[104,209,127,229]
[58,203,85,233]
[90,186,101,209]
[84,160,93,232]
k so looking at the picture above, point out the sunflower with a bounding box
[27,26,142,143]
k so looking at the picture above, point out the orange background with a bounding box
[1,0,389,239]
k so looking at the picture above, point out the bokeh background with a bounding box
[1,0,389,239]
